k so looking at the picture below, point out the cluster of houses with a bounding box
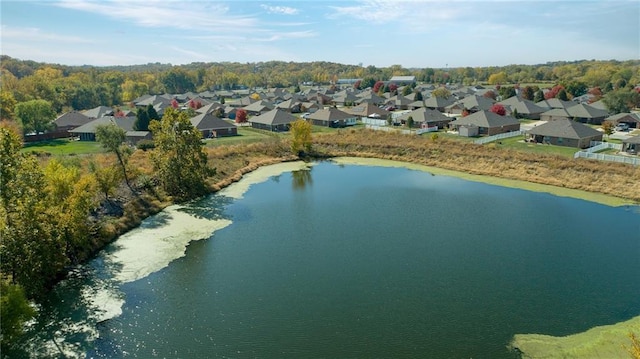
[51,75,640,154]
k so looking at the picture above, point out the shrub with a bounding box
[137,139,155,151]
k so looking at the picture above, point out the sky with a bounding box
[1,0,639,68]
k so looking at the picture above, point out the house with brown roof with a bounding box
[307,107,357,127]
[525,119,602,148]
[449,110,520,136]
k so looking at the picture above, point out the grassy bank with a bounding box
[312,129,640,204]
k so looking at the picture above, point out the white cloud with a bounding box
[260,4,299,15]
[328,0,461,26]
[55,0,256,31]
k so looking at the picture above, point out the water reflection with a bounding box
[292,168,313,191]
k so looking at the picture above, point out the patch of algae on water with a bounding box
[509,316,640,359]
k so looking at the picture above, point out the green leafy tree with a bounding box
[602,89,640,113]
[431,87,451,98]
[0,91,17,121]
[557,89,569,101]
[533,90,545,103]
[487,72,507,85]
[1,280,35,350]
[149,107,211,200]
[90,156,122,202]
[414,90,423,101]
[95,123,134,191]
[15,99,55,134]
[402,86,412,96]
[601,121,614,136]
[289,119,312,156]
[134,107,150,131]
[406,116,414,129]
[521,86,535,101]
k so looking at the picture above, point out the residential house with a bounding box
[423,96,455,112]
[446,95,495,115]
[70,116,138,142]
[525,119,602,148]
[540,103,609,124]
[604,113,640,129]
[242,100,275,115]
[249,109,297,132]
[345,103,390,119]
[190,113,237,138]
[53,111,93,132]
[536,98,577,110]
[388,76,416,85]
[398,108,452,129]
[621,135,640,154]
[449,110,520,136]
[82,106,114,119]
[307,107,357,127]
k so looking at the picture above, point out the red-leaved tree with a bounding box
[483,90,497,100]
[490,104,506,116]
[373,81,384,93]
[171,98,179,109]
[388,83,398,94]
[235,109,247,123]
[189,100,203,109]
[544,85,565,100]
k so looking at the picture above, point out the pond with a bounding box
[12,160,640,358]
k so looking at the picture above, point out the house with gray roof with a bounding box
[525,119,602,148]
[446,95,495,115]
[621,135,640,154]
[307,107,357,127]
[249,109,296,132]
[70,116,138,142]
[604,113,640,129]
[398,108,452,129]
[540,103,609,124]
[449,110,520,136]
[345,103,390,119]
[53,111,93,132]
[242,100,275,115]
[82,106,114,119]
[499,97,548,120]
[190,113,237,138]
[536,98,577,110]
[423,96,455,112]
[388,76,416,85]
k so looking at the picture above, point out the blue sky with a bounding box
[1,0,638,68]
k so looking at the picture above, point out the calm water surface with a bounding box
[15,162,640,358]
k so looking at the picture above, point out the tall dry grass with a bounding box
[312,129,640,203]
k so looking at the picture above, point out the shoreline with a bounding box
[329,156,638,207]
[509,315,640,358]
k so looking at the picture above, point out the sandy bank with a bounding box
[330,157,638,207]
[509,316,640,358]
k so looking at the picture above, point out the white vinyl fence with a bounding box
[473,130,524,144]
[574,141,639,166]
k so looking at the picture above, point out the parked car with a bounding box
[301,112,310,119]
[615,123,630,131]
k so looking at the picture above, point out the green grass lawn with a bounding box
[21,138,105,156]
[494,135,579,158]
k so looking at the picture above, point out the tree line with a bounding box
[2,55,639,115]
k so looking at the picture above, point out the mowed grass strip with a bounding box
[494,135,579,158]
[21,138,105,155]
